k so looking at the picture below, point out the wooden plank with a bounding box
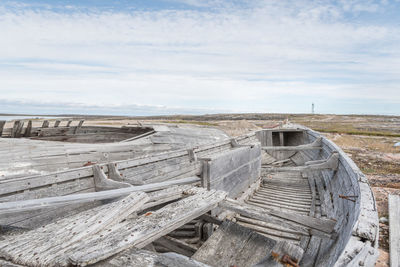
[193,220,277,267]
[220,199,336,234]
[54,120,61,127]
[263,152,339,173]
[154,236,197,257]
[95,248,207,267]
[300,236,322,266]
[279,132,284,146]
[255,240,304,266]
[389,194,400,267]
[307,175,316,217]
[262,137,322,151]
[42,120,49,128]
[0,177,200,215]
[0,192,148,266]
[205,144,261,199]
[0,120,5,136]
[11,120,22,138]
[23,120,32,137]
[68,189,227,266]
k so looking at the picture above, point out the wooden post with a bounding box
[74,120,84,134]
[0,120,6,137]
[16,121,24,138]
[279,132,284,146]
[66,120,72,127]
[54,120,61,127]
[42,120,49,128]
[11,120,22,138]
[24,120,32,137]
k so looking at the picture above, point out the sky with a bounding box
[0,0,399,116]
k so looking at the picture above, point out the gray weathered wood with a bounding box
[154,236,197,257]
[254,240,304,266]
[264,152,339,173]
[204,144,261,199]
[262,137,322,151]
[220,199,336,234]
[92,164,132,191]
[193,220,277,267]
[0,177,200,215]
[68,188,227,266]
[95,248,209,267]
[23,120,32,137]
[0,192,149,266]
[389,194,400,267]
[42,120,49,128]
[0,120,6,136]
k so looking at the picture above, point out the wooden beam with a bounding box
[0,120,6,136]
[0,177,200,215]
[154,236,197,257]
[262,137,322,151]
[92,165,132,191]
[219,198,336,235]
[74,120,85,134]
[42,120,49,128]
[279,132,284,146]
[263,152,339,173]
[0,192,149,267]
[11,120,21,138]
[23,120,32,137]
[389,194,400,267]
[68,189,227,266]
[66,120,72,127]
[54,120,61,127]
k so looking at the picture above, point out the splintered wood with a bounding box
[0,188,226,266]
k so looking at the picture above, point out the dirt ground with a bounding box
[15,113,399,265]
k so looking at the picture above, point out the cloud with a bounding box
[0,0,399,115]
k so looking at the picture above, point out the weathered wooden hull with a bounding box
[0,123,378,267]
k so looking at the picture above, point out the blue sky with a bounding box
[0,0,399,116]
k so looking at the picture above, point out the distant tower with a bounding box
[312,103,315,114]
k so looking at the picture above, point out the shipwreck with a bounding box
[0,119,379,266]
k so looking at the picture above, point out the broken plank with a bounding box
[0,192,148,266]
[0,177,200,215]
[68,189,227,266]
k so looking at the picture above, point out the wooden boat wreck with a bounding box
[0,120,379,266]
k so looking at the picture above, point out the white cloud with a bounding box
[0,0,399,115]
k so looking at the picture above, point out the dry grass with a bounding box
[325,134,399,153]
[160,120,219,126]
